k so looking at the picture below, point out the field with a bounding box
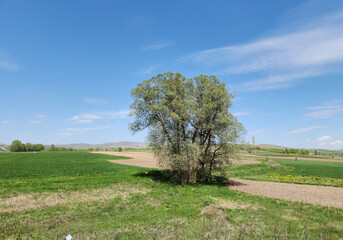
[1,151,343,239]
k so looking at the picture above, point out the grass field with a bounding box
[256,153,331,159]
[229,159,343,187]
[1,152,343,239]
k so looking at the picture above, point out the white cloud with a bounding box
[286,126,325,134]
[318,135,331,141]
[180,10,343,91]
[1,120,10,124]
[70,113,103,123]
[82,98,109,104]
[103,110,130,119]
[70,110,130,123]
[142,41,174,51]
[0,60,19,71]
[60,126,110,136]
[329,140,343,148]
[306,105,343,118]
[233,112,251,117]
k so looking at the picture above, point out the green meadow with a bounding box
[0,151,342,239]
[229,158,343,187]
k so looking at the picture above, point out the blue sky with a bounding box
[1,0,343,149]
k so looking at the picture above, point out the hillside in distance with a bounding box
[256,144,287,149]
[57,141,149,149]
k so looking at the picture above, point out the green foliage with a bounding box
[8,140,25,152]
[8,140,45,152]
[263,148,309,155]
[95,147,100,151]
[130,72,245,183]
[118,147,123,152]
[46,144,72,151]
[88,147,94,152]
[47,144,57,151]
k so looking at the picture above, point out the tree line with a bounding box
[8,140,73,152]
[9,140,45,152]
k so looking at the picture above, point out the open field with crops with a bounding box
[1,151,343,239]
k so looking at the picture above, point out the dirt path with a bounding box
[96,151,160,168]
[227,178,343,208]
[96,151,343,208]
[240,154,343,163]
[96,151,260,168]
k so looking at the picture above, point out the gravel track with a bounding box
[227,178,343,208]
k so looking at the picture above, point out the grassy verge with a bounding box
[228,159,343,187]
[0,152,342,239]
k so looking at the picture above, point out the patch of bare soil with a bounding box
[96,151,260,168]
[96,151,161,168]
[231,159,260,165]
[227,178,343,208]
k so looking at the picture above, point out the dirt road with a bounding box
[96,151,260,168]
[96,151,343,208]
[227,178,343,208]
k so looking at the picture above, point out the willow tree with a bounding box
[130,72,245,183]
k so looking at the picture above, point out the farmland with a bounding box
[1,151,343,239]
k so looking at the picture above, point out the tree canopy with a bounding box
[130,72,245,183]
[9,140,45,152]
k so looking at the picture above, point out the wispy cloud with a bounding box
[29,120,43,124]
[306,105,343,118]
[60,126,110,136]
[286,126,325,134]
[0,50,19,72]
[0,60,19,71]
[180,10,343,91]
[233,112,251,117]
[329,140,343,148]
[82,98,109,104]
[70,110,130,123]
[318,135,331,141]
[102,110,130,119]
[34,114,46,118]
[142,41,174,51]
[1,120,10,124]
[136,65,158,75]
[70,113,103,123]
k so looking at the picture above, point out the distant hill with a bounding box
[256,144,287,150]
[57,141,149,149]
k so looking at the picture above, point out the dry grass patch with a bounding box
[0,184,149,213]
[209,197,256,210]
